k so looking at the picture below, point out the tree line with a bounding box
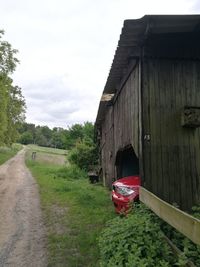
[19,122,98,171]
[18,122,94,149]
[0,30,26,146]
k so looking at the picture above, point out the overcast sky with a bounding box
[1,0,200,128]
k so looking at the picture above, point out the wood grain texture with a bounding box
[99,57,200,209]
[99,65,140,187]
[142,58,200,210]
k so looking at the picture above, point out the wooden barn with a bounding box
[95,15,200,212]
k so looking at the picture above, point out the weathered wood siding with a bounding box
[101,106,115,187]
[100,65,140,187]
[113,65,139,158]
[142,58,200,210]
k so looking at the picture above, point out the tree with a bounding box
[19,131,33,145]
[68,123,98,171]
[68,140,98,171]
[82,121,94,141]
[0,30,26,145]
[63,123,94,149]
[18,122,36,135]
[17,122,96,154]
[0,74,8,145]
[5,85,26,145]
[0,30,19,75]
[51,128,65,149]
[40,126,52,140]
[35,126,49,147]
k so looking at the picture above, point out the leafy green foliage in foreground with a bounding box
[0,143,22,165]
[26,159,115,267]
[99,204,176,267]
[99,203,200,267]
[160,206,200,266]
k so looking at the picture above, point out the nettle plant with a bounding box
[160,205,200,266]
[98,204,176,267]
[99,204,200,267]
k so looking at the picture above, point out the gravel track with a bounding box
[0,149,47,267]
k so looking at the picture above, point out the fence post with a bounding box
[32,151,36,160]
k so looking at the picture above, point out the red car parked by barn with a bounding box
[112,175,141,214]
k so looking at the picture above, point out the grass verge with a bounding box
[26,159,115,267]
[0,143,23,165]
[26,147,68,166]
[27,144,67,155]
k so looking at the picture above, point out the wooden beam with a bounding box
[140,187,200,245]
[101,94,114,102]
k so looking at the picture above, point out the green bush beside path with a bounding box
[0,143,23,165]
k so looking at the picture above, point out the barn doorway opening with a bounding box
[115,145,139,179]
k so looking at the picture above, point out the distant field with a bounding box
[27,144,67,155]
[0,143,23,165]
[26,145,67,166]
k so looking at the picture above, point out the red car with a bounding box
[112,175,141,214]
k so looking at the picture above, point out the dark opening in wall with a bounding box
[115,145,139,179]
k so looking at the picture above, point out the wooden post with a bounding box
[32,152,36,160]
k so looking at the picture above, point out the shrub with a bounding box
[99,204,176,267]
[68,140,98,171]
[19,131,33,144]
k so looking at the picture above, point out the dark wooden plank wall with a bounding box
[100,106,115,187]
[113,65,139,159]
[100,65,140,187]
[142,58,200,211]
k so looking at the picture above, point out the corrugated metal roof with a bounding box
[95,14,200,126]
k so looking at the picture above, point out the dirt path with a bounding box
[0,149,47,267]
